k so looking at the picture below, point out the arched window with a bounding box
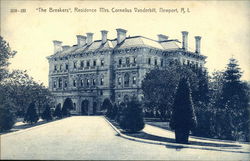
[80,61,84,68]
[118,77,122,85]
[132,76,136,85]
[148,58,151,65]
[64,81,68,88]
[100,78,104,85]
[92,79,96,86]
[73,61,77,69]
[80,79,84,87]
[53,81,57,88]
[73,80,76,87]
[124,73,129,87]
[58,78,62,88]
[118,59,122,65]
[101,59,104,66]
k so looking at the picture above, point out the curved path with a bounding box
[1,116,249,160]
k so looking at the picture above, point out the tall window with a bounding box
[73,62,77,69]
[93,60,96,66]
[60,64,63,71]
[101,59,104,66]
[58,78,62,88]
[54,65,57,71]
[133,57,137,64]
[126,57,130,64]
[64,81,68,88]
[154,59,158,66]
[118,77,122,85]
[148,58,151,65]
[100,78,104,85]
[86,61,90,67]
[92,79,96,86]
[65,64,69,70]
[124,73,129,87]
[73,80,76,87]
[161,59,164,67]
[118,59,122,65]
[53,81,57,88]
[132,76,136,85]
[80,79,84,87]
[80,61,84,68]
[87,79,90,86]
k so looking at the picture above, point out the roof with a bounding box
[52,36,184,57]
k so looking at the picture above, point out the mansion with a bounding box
[47,28,206,115]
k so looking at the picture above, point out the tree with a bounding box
[61,99,73,117]
[24,102,39,124]
[0,36,16,81]
[41,104,53,121]
[0,104,15,132]
[102,98,113,118]
[215,58,250,140]
[53,104,62,118]
[141,64,198,121]
[170,78,197,144]
[119,99,145,133]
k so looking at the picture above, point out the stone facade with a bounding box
[47,28,206,115]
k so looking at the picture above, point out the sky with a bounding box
[1,0,250,86]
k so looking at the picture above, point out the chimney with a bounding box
[76,35,87,46]
[195,36,201,54]
[158,34,169,42]
[53,40,62,53]
[116,28,127,44]
[86,33,94,45]
[181,31,188,51]
[62,45,70,50]
[101,30,108,44]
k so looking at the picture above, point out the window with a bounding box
[60,64,63,71]
[54,65,57,71]
[73,62,77,69]
[100,90,103,96]
[101,59,104,66]
[148,58,151,65]
[65,64,69,70]
[126,57,130,64]
[187,60,190,66]
[100,78,104,85]
[53,81,57,88]
[124,73,129,87]
[86,61,90,67]
[80,79,84,87]
[118,59,122,65]
[58,78,62,88]
[93,79,96,86]
[80,61,84,68]
[154,59,158,66]
[118,77,122,85]
[87,79,90,86]
[133,57,137,64]
[64,81,68,88]
[132,76,136,85]
[161,59,163,67]
[73,80,76,87]
[93,60,96,66]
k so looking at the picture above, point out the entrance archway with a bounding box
[81,100,89,115]
[63,98,73,110]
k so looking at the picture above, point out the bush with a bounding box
[24,102,39,124]
[61,104,71,117]
[53,104,62,118]
[41,104,53,121]
[119,100,145,133]
[0,105,15,132]
[170,78,197,143]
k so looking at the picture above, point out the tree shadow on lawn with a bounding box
[122,131,249,154]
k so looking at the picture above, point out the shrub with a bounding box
[119,100,145,133]
[53,104,62,118]
[24,102,39,124]
[41,104,53,121]
[170,78,197,144]
[61,104,71,117]
[0,105,15,132]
